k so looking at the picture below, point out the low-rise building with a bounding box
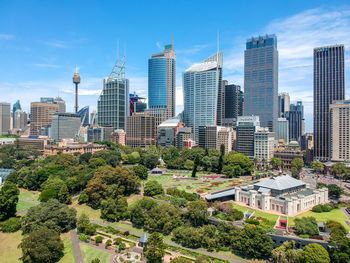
[44,142,106,156]
[274,141,303,169]
[175,127,193,151]
[157,118,184,148]
[235,175,328,216]
[15,136,51,152]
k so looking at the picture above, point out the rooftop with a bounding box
[254,175,305,191]
[205,188,235,201]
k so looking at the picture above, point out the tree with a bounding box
[21,199,76,234]
[0,217,21,232]
[192,155,200,178]
[272,240,298,263]
[232,225,273,259]
[129,197,158,227]
[332,163,348,178]
[41,177,65,193]
[79,152,92,164]
[145,232,166,263]
[0,181,19,220]
[101,197,128,222]
[223,152,253,176]
[144,180,164,196]
[19,227,64,263]
[311,161,324,173]
[222,164,244,178]
[291,167,300,179]
[38,189,57,202]
[128,151,141,164]
[270,157,282,170]
[297,243,330,263]
[327,184,343,198]
[184,159,194,170]
[187,201,209,227]
[78,190,89,204]
[88,157,107,169]
[77,213,96,235]
[58,184,71,204]
[132,165,148,180]
[294,217,319,236]
[291,158,304,172]
[143,152,160,169]
[217,144,225,174]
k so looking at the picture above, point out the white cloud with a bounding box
[34,63,62,69]
[223,7,350,132]
[177,44,209,55]
[156,42,163,51]
[0,34,14,40]
[41,40,70,48]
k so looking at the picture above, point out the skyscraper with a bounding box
[183,52,223,142]
[54,97,66,113]
[286,102,303,142]
[129,93,147,115]
[51,113,81,141]
[314,45,345,161]
[14,110,28,130]
[278,92,290,117]
[277,117,289,144]
[148,43,176,126]
[98,52,129,131]
[244,35,278,132]
[236,116,260,159]
[77,106,89,126]
[30,102,59,135]
[12,100,21,127]
[0,103,11,135]
[224,83,243,120]
[126,112,156,148]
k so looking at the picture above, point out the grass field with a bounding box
[16,199,37,212]
[59,232,75,263]
[0,231,22,263]
[70,200,102,222]
[19,189,40,202]
[289,209,350,230]
[79,243,112,263]
[231,202,280,223]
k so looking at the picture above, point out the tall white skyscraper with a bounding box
[0,102,11,135]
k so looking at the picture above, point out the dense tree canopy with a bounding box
[297,243,330,263]
[21,199,76,234]
[223,152,253,177]
[294,217,319,236]
[186,201,209,227]
[311,161,324,173]
[132,165,148,180]
[291,158,304,172]
[144,180,164,197]
[0,181,19,221]
[145,232,166,263]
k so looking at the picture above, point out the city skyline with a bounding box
[0,1,350,132]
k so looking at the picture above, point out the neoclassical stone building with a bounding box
[235,175,328,216]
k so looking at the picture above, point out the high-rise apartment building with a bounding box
[278,93,290,117]
[98,54,129,131]
[126,112,156,149]
[0,103,11,135]
[111,129,126,146]
[183,52,223,142]
[330,100,350,161]
[244,35,278,132]
[51,113,81,141]
[286,103,303,142]
[314,45,345,161]
[30,102,59,135]
[12,100,21,127]
[254,127,275,162]
[277,117,289,144]
[148,43,176,126]
[236,116,260,158]
[198,125,232,153]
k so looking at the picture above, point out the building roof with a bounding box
[186,52,223,72]
[205,188,235,201]
[0,169,14,180]
[151,167,164,172]
[139,234,149,243]
[158,118,180,128]
[254,175,305,191]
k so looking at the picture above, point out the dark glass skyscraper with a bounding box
[286,103,302,142]
[244,35,278,132]
[148,43,176,126]
[313,45,345,161]
[224,83,243,119]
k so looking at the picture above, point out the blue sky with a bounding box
[1,0,350,132]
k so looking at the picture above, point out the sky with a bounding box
[0,0,350,132]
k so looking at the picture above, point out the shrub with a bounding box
[79,234,87,242]
[312,204,333,213]
[245,218,260,225]
[38,189,57,202]
[312,205,323,213]
[105,239,112,248]
[230,209,244,221]
[295,217,319,236]
[95,236,103,244]
[0,217,21,232]
[299,234,310,238]
[114,237,122,245]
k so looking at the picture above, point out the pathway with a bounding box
[340,207,350,238]
[90,220,245,263]
[70,229,84,263]
[19,198,39,204]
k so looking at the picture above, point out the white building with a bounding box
[254,127,275,162]
[235,175,328,216]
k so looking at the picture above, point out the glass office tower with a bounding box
[183,52,223,142]
[148,43,176,126]
[313,45,345,161]
[244,34,278,133]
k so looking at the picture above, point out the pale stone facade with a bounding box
[235,175,328,216]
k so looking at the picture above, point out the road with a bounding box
[70,229,84,263]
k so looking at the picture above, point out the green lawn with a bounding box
[19,189,40,202]
[59,233,75,263]
[231,202,279,223]
[0,231,22,262]
[70,200,102,222]
[16,199,37,212]
[79,243,112,263]
[289,209,350,231]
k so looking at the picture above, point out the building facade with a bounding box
[314,45,345,161]
[0,102,11,135]
[330,100,350,161]
[244,35,278,132]
[274,141,303,169]
[157,118,183,148]
[277,117,289,144]
[30,102,59,135]
[54,97,66,113]
[129,93,146,115]
[12,100,21,128]
[14,110,28,130]
[286,104,303,142]
[224,83,243,120]
[175,127,193,151]
[77,106,89,126]
[148,43,176,126]
[254,127,275,162]
[235,175,328,216]
[51,113,81,141]
[236,116,260,158]
[126,112,156,148]
[183,52,223,142]
[278,93,290,117]
[111,129,126,146]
